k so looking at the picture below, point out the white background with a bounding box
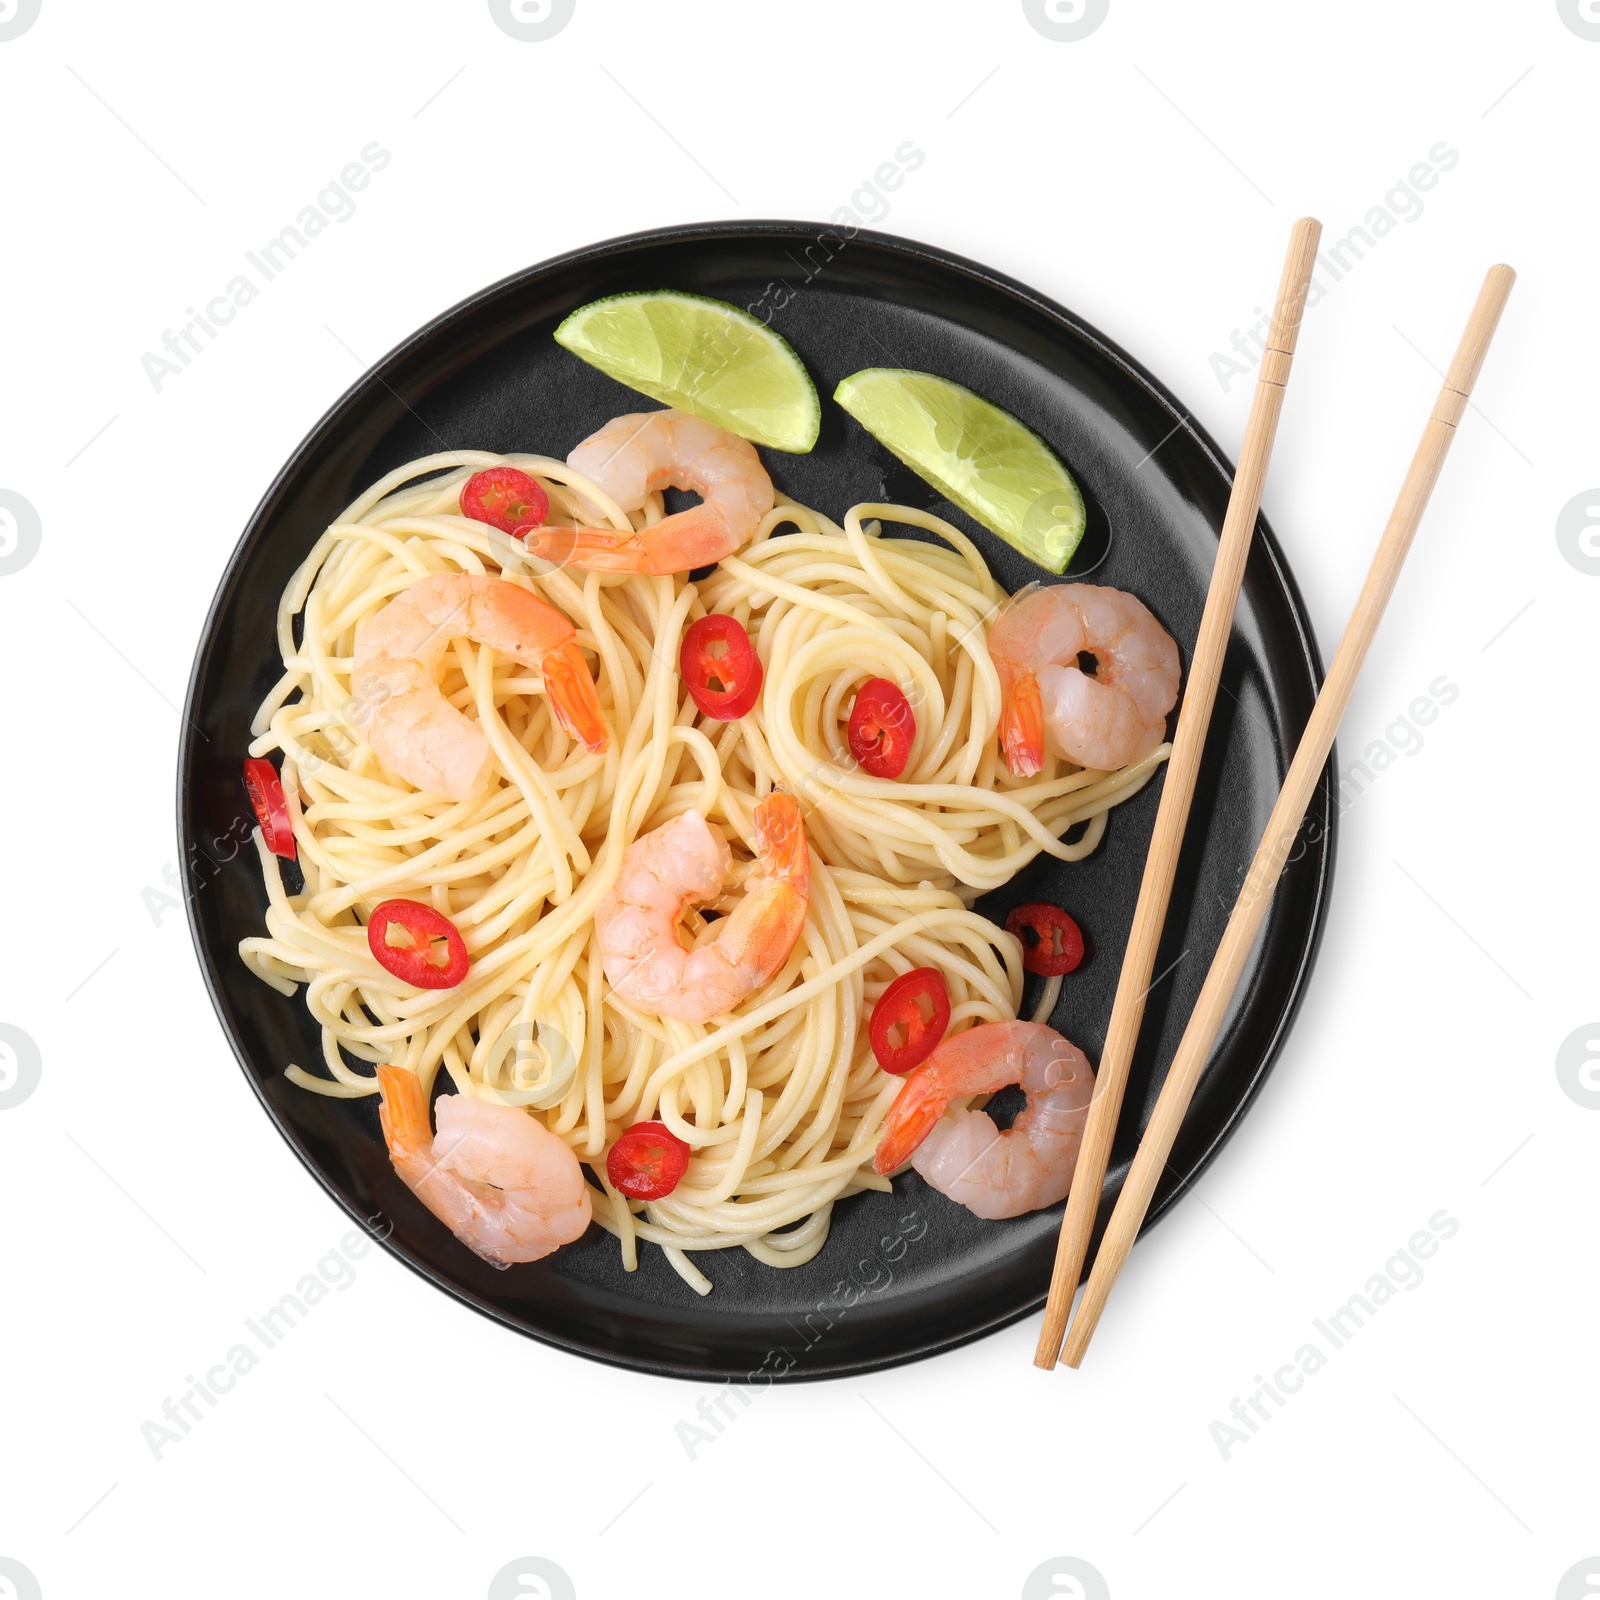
[1,2,1594,1597]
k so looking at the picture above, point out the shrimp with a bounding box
[594,792,809,1023]
[523,410,775,575]
[375,1064,592,1267]
[872,1021,1094,1220]
[987,583,1180,777]
[351,572,608,800]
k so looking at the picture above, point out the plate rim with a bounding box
[178,218,1336,1381]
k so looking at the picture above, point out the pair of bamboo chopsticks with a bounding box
[1033,219,1516,1370]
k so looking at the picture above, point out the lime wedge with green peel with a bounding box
[834,369,1087,572]
[554,290,821,453]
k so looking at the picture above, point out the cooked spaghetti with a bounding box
[241,450,1168,1292]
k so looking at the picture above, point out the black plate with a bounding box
[180,222,1334,1381]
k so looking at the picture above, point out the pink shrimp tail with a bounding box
[755,793,809,892]
[523,524,640,572]
[710,794,810,987]
[376,1063,430,1163]
[525,508,742,576]
[539,638,610,752]
[875,1070,950,1175]
[999,669,1045,778]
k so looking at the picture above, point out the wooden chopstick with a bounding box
[1032,218,1324,1369]
[1058,263,1517,1369]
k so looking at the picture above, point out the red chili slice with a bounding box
[848,678,916,779]
[367,899,470,990]
[679,614,763,720]
[459,467,550,533]
[1004,902,1086,976]
[242,757,296,860]
[606,1121,691,1201]
[869,967,952,1075]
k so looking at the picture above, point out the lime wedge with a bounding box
[834,369,1087,571]
[554,290,820,453]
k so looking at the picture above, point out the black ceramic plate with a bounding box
[180,222,1334,1381]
